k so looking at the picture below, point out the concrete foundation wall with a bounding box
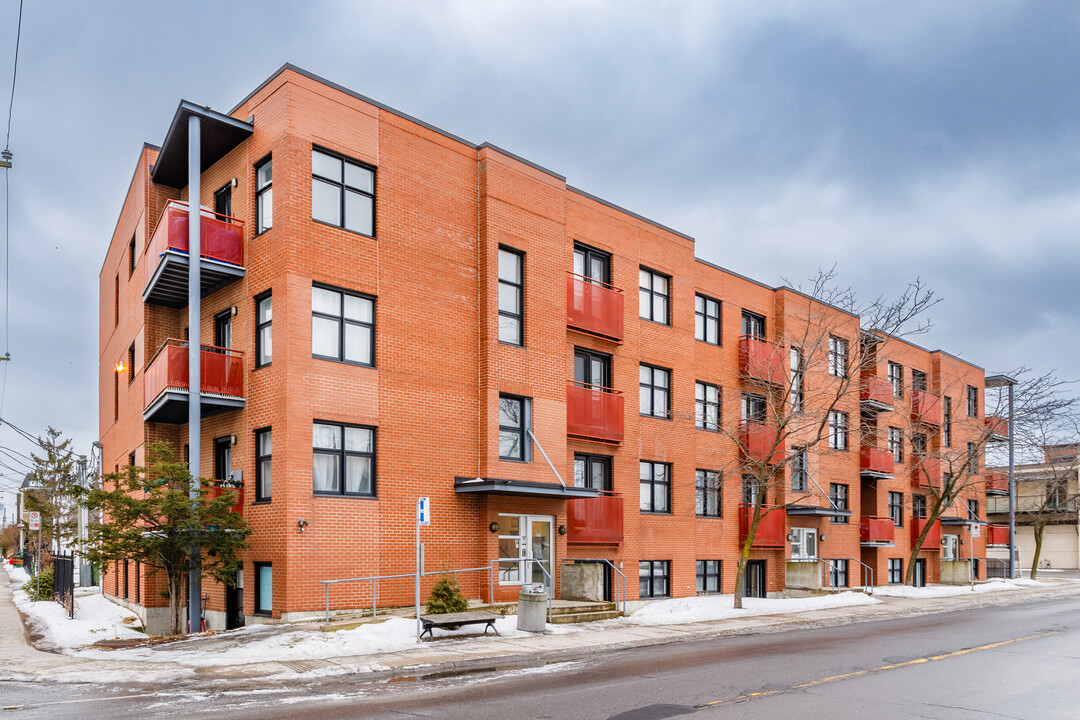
[940,560,973,585]
[561,564,603,601]
[785,561,821,590]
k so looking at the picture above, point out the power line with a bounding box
[5,0,24,151]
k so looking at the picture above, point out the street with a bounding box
[3,593,1078,719]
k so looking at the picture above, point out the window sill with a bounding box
[254,362,272,370]
[313,492,378,500]
[639,510,673,515]
[695,425,722,433]
[253,610,272,617]
[695,339,722,348]
[638,317,672,328]
[640,413,673,421]
[312,217,376,240]
[253,499,271,505]
[695,514,723,520]
[312,354,376,369]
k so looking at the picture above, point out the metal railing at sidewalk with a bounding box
[986,557,1009,579]
[561,558,627,616]
[321,565,492,624]
[814,557,873,595]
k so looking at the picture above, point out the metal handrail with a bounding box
[567,271,621,293]
[814,557,873,595]
[320,565,493,624]
[561,558,627,616]
[852,557,874,594]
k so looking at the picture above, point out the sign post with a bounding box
[969,523,978,591]
[415,497,430,639]
[28,511,41,596]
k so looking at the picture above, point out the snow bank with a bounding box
[627,591,880,626]
[873,578,1055,598]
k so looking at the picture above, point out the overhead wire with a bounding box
[0,0,24,415]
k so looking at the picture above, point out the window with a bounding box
[967,499,979,521]
[942,397,952,447]
[128,235,136,277]
[113,373,118,422]
[574,348,610,389]
[742,474,766,504]
[791,448,807,492]
[741,310,765,339]
[828,336,848,378]
[741,392,767,423]
[912,432,927,457]
[888,558,902,584]
[912,369,927,392]
[829,411,849,450]
[695,382,720,431]
[574,454,611,491]
[255,158,272,234]
[888,362,903,398]
[790,347,804,412]
[255,428,272,502]
[888,492,904,527]
[128,451,136,467]
[127,343,135,385]
[574,244,610,284]
[942,534,959,561]
[254,562,272,615]
[214,309,233,350]
[889,427,903,462]
[114,274,119,327]
[313,422,376,496]
[828,559,849,588]
[312,284,375,366]
[966,386,979,417]
[312,148,375,236]
[639,365,670,418]
[697,560,721,595]
[695,294,720,345]
[790,527,818,561]
[829,483,849,524]
[639,560,670,598]
[1047,480,1067,508]
[214,183,232,221]
[214,436,231,484]
[499,395,531,462]
[639,461,671,513]
[255,292,272,367]
[967,442,978,475]
[913,494,927,519]
[696,469,722,517]
[638,268,670,324]
[497,247,524,346]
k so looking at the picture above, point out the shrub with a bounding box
[23,565,54,601]
[425,575,469,615]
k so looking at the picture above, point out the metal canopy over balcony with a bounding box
[566,493,623,545]
[143,339,245,424]
[860,516,896,547]
[566,273,624,342]
[785,504,852,518]
[860,376,894,412]
[860,446,895,478]
[151,101,253,188]
[453,476,601,499]
[143,201,245,307]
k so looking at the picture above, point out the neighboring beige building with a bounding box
[987,444,1080,571]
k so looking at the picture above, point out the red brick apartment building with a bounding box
[99,65,995,633]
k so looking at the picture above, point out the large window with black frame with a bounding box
[574,454,611,491]
[498,395,531,462]
[312,284,375,366]
[255,292,272,367]
[312,422,376,497]
[498,247,524,346]
[639,560,670,598]
[640,461,671,513]
[640,364,670,418]
[697,560,721,595]
[695,294,720,345]
[311,147,375,236]
[888,491,903,527]
[255,428,272,502]
[696,469,721,517]
[575,348,611,391]
[695,381,720,431]
[639,267,670,324]
[888,558,902,584]
[574,244,610,285]
[255,158,272,233]
[742,310,765,339]
[829,483,849,524]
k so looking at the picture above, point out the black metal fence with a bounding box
[986,558,1009,579]
[52,553,75,619]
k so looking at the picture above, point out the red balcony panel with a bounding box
[987,524,1009,546]
[145,201,244,288]
[566,274,624,342]
[910,390,942,425]
[861,446,895,475]
[144,339,244,407]
[911,458,941,490]
[910,517,941,548]
[860,516,895,544]
[739,504,787,547]
[985,472,1009,495]
[986,415,1009,439]
[207,484,244,516]
[566,494,623,545]
[860,376,894,408]
[739,335,786,385]
[567,382,624,444]
[740,421,785,465]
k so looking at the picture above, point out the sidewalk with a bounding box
[4,567,1080,686]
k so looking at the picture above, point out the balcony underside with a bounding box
[453,476,600,499]
[786,505,852,518]
[143,389,246,424]
[860,469,894,480]
[860,399,893,412]
[861,540,895,548]
[143,251,245,308]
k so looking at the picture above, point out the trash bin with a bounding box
[517,584,548,632]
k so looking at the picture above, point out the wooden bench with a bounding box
[418,611,500,640]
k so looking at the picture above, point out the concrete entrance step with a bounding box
[548,608,623,624]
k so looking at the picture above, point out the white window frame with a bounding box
[790,527,818,562]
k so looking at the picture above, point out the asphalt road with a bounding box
[3,594,1078,719]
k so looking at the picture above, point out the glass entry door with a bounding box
[498,514,554,591]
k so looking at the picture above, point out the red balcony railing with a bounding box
[566,273,624,342]
[910,517,941,548]
[860,516,895,544]
[207,483,244,516]
[566,492,623,545]
[144,339,244,408]
[567,382,624,444]
[986,524,1009,546]
[911,457,941,490]
[985,472,1009,495]
[740,421,785,465]
[145,201,244,288]
[910,390,942,425]
[986,415,1009,440]
[861,376,894,408]
[861,446,895,475]
[739,504,786,547]
[739,335,786,386]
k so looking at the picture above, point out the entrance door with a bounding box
[914,558,927,588]
[744,560,766,598]
[225,565,244,630]
[498,514,554,593]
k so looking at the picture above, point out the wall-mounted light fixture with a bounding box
[489,521,500,533]
[819,534,826,543]
[115,361,125,373]
[231,178,238,188]
[558,525,567,536]
[297,519,309,533]
[230,435,237,446]
[231,306,238,316]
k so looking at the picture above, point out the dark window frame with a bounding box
[213,436,231,483]
[311,282,376,367]
[639,460,671,514]
[888,558,902,584]
[829,559,849,588]
[829,483,849,524]
[639,560,671,598]
[912,369,927,392]
[498,394,532,463]
[214,183,232,222]
[828,336,849,378]
[942,396,952,447]
[255,291,272,368]
[888,491,904,527]
[253,562,272,616]
[695,293,721,345]
[127,343,136,385]
[696,468,722,517]
[573,243,611,285]
[574,347,612,389]
[741,310,765,339]
[913,494,927,519]
[967,385,979,417]
[638,267,671,325]
[790,346,804,412]
[312,420,377,498]
[791,447,807,492]
[311,146,376,237]
[696,559,722,595]
[639,364,671,419]
[829,411,849,450]
[255,427,272,502]
[128,235,136,278]
[889,426,904,462]
[497,246,525,347]
[255,156,272,235]
[888,362,904,398]
[695,381,720,431]
[574,453,612,491]
[967,498,979,521]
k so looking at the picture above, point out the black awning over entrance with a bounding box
[454,476,600,499]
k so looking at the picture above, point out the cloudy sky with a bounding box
[1,1,1078,511]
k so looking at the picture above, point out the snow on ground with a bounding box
[873,578,1055,598]
[626,591,879,625]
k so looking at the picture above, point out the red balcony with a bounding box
[739,335,786,386]
[143,339,245,424]
[739,504,787,547]
[860,376,894,410]
[910,390,942,425]
[207,483,244,516]
[911,458,941,490]
[985,472,1009,495]
[566,493,623,545]
[740,421,785,465]
[566,273,623,342]
[860,516,896,546]
[910,517,941,548]
[567,382,624,444]
[986,524,1009,546]
[861,446,895,476]
[143,201,245,308]
[986,415,1009,441]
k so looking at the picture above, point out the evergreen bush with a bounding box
[425,575,469,615]
[23,565,54,601]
